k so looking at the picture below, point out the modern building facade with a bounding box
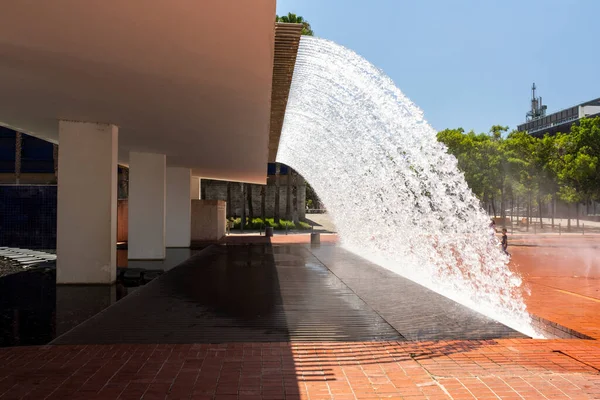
[517,95,600,137]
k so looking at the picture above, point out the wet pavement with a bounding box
[3,239,600,399]
[311,246,525,341]
[52,244,524,345]
[0,248,204,347]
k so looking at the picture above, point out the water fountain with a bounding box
[277,37,540,338]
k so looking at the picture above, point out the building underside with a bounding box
[0,1,303,283]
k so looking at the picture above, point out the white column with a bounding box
[56,121,118,284]
[190,176,201,200]
[166,167,191,247]
[128,152,166,259]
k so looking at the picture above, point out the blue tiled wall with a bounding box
[0,185,57,249]
[0,127,54,174]
[266,163,289,175]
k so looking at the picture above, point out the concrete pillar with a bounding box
[128,152,166,259]
[56,121,118,284]
[166,167,191,247]
[190,176,200,200]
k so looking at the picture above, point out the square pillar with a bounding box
[191,176,201,200]
[166,167,192,247]
[128,152,166,259]
[56,121,118,284]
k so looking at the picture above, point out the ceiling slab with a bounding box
[0,0,276,184]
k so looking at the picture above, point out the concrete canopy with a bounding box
[0,0,276,184]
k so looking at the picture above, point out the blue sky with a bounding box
[276,0,600,134]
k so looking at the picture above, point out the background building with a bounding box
[517,84,600,137]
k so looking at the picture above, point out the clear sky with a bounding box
[276,0,600,134]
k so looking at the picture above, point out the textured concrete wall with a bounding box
[191,200,226,241]
[201,177,306,220]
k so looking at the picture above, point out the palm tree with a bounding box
[276,12,314,36]
[14,132,22,184]
[260,185,266,221]
[52,144,58,182]
[292,169,299,225]
[285,167,292,220]
[246,183,254,221]
[226,182,232,218]
[240,183,245,231]
[274,163,281,224]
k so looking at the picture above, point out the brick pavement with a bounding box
[1,340,599,399]
[3,236,600,399]
[508,237,600,340]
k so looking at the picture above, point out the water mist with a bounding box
[277,37,541,338]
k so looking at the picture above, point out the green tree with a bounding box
[548,117,600,229]
[438,127,508,217]
[438,117,600,232]
[506,131,541,229]
[276,12,314,36]
[535,134,559,227]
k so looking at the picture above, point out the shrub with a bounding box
[264,218,278,228]
[228,217,313,231]
[298,221,312,230]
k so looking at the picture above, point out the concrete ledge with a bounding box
[530,314,595,340]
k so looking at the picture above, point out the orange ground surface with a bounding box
[508,235,600,340]
[1,340,599,399]
[2,234,600,399]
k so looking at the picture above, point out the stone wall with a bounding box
[201,175,306,220]
[191,200,226,241]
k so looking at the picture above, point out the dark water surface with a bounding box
[2,244,526,347]
[0,248,198,347]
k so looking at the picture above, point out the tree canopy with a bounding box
[276,12,314,36]
[437,117,600,228]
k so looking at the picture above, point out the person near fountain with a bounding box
[489,219,496,242]
[501,228,510,256]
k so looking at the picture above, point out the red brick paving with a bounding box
[1,340,600,399]
[508,236,600,340]
[4,235,600,399]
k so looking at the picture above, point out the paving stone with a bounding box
[308,246,526,341]
[1,340,600,399]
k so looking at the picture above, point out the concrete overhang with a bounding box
[268,23,303,163]
[0,1,279,184]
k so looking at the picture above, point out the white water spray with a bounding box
[277,37,540,338]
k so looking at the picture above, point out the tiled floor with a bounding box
[3,235,600,399]
[52,244,521,345]
[1,340,599,399]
